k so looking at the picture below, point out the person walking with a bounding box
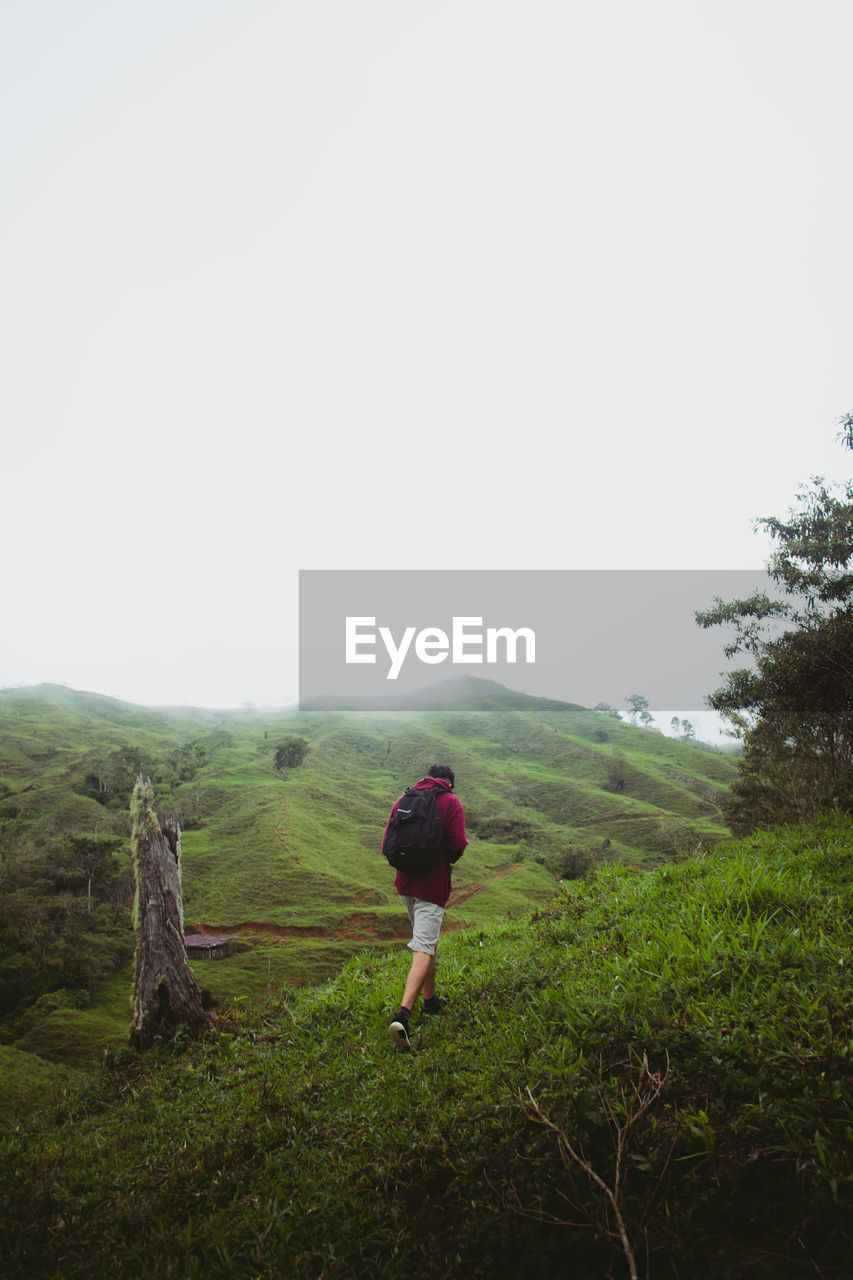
[382,764,467,1050]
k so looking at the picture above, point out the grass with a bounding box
[0,1046,75,1124]
[4,969,131,1074]
[1,816,850,1279]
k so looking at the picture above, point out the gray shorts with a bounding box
[399,895,445,956]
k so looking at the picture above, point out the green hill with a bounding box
[0,680,736,1083]
[1,817,850,1279]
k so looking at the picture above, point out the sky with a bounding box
[1,0,851,714]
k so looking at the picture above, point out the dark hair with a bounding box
[428,763,455,787]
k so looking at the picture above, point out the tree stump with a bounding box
[129,775,214,1050]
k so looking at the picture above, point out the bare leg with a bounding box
[422,953,437,1001]
[401,950,436,1009]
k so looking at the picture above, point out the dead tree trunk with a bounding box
[130,775,214,1050]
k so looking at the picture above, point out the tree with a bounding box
[838,410,853,452]
[59,833,123,911]
[696,414,853,833]
[594,702,623,720]
[273,737,309,772]
[626,694,653,729]
[670,717,695,742]
[129,777,214,1050]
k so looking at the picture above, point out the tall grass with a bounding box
[1,816,850,1279]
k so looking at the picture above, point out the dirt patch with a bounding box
[336,913,411,941]
[193,913,411,943]
[192,920,329,939]
[448,884,484,908]
[448,863,521,909]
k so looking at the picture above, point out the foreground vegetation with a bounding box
[1,816,850,1279]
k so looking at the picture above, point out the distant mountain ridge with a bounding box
[299,673,577,712]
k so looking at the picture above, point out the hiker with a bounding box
[382,764,468,1050]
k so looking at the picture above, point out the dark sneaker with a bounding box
[389,1019,411,1051]
[423,995,449,1015]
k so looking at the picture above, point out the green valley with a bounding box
[0,679,735,1105]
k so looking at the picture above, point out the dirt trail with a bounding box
[449,862,521,908]
[270,783,303,865]
[273,790,301,863]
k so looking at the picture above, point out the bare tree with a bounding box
[129,776,214,1050]
[495,1053,672,1280]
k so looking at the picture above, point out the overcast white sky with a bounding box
[2,0,851,711]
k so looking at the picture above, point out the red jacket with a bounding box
[383,777,468,908]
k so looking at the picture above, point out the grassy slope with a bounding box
[0,684,735,908]
[1,817,850,1279]
[0,683,736,1072]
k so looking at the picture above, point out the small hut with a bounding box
[184,933,239,961]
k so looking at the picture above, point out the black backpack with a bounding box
[382,785,445,876]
